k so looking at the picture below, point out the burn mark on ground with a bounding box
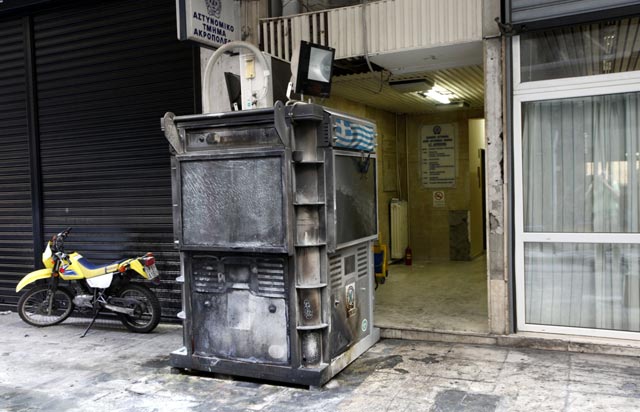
[140,355,171,369]
[410,355,441,365]
[355,355,404,371]
[339,354,405,382]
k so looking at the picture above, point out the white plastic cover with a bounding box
[86,273,113,289]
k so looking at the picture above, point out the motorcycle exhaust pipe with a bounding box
[103,303,135,316]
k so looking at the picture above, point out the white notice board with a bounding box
[177,0,240,49]
[421,124,456,188]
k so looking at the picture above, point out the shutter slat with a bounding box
[0,18,34,310]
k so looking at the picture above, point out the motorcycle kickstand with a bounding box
[81,308,101,338]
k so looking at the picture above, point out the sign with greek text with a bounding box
[421,124,456,188]
[177,0,240,48]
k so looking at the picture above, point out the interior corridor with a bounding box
[374,255,489,334]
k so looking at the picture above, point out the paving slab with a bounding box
[1,312,640,411]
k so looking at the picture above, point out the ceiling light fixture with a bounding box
[425,89,451,104]
[418,85,455,105]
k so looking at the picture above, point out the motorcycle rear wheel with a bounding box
[116,284,160,333]
[18,285,74,327]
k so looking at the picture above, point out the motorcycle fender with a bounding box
[129,259,148,279]
[16,269,53,292]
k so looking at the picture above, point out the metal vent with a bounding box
[193,271,224,294]
[320,121,332,146]
[329,254,342,288]
[256,259,286,297]
[357,245,368,278]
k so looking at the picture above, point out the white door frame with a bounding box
[513,35,640,339]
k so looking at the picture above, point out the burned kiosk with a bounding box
[162,100,380,386]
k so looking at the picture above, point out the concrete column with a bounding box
[483,0,510,335]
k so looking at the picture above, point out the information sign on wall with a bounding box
[177,0,240,48]
[421,124,456,188]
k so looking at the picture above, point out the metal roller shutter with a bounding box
[510,0,640,29]
[0,18,34,310]
[33,0,197,320]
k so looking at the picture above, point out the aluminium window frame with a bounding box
[513,34,640,340]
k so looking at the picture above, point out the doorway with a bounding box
[373,116,489,334]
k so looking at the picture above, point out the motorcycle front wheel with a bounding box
[17,285,74,327]
[116,284,160,333]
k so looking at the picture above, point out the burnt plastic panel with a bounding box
[334,155,377,245]
[181,157,286,249]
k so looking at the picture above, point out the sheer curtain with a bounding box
[522,92,640,332]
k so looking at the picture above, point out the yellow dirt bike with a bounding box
[16,227,161,336]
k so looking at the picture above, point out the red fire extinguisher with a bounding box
[405,246,412,266]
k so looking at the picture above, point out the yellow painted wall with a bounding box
[405,109,483,261]
[468,118,486,258]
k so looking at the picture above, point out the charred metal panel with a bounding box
[185,126,281,151]
[181,157,286,249]
[191,290,289,364]
[189,253,289,364]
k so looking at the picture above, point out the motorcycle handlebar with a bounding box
[52,227,72,252]
[57,227,72,238]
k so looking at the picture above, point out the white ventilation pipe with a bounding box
[202,41,271,113]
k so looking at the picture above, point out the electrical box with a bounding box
[163,102,379,386]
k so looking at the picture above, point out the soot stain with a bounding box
[140,355,170,369]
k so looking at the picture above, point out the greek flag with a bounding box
[334,118,375,152]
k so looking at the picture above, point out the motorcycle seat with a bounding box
[75,257,124,277]
[77,257,107,269]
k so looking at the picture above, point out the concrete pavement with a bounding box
[1,312,640,411]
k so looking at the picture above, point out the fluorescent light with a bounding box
[418,85,455,105]
[425,89,450,104]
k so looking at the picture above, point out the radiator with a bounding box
[390,199,409,259]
